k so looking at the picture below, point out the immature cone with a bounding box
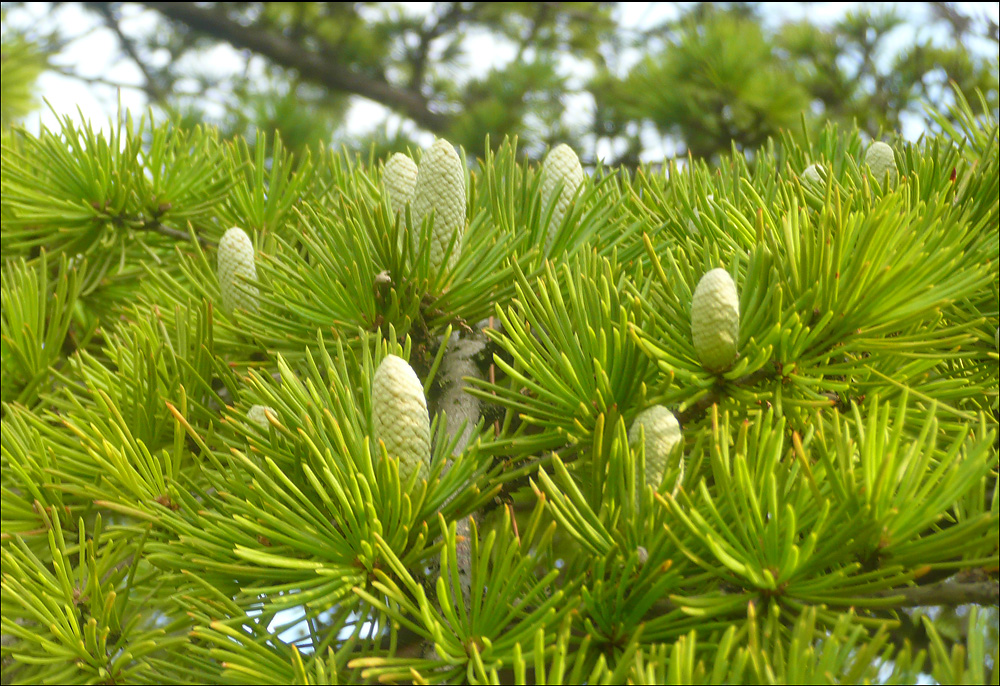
[691,268,740,372]
[687,194,714,235]
[541,143,585,247]
[864,141,897,185]
[802,163,824,187]
[384,152,418,218]
[628,405,682,489]
[636,546,649,566]
[217,227,259,314]
[411,139,466,272]
[371,355,431,483]
[247,405,276,429]
[455,517,473,608]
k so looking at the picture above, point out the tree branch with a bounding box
[140,220,213,247]
[110,210,214,247]
[48,65,148,92]
[928,2,973,42]
[410,3,466,91]
[514,6,547,64]
[676,365,777,426]
[872,580,999,607]
[138,1,451,133]
[90,2,169,103]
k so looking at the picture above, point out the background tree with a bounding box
[1,2,997,162]
[599,7,813,161]
[0,11,48,128]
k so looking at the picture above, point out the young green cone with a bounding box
[541,143,585,248]
[371,354,432,483]
[864,141,898,185]
[691,268,740,372]
[411,138,466,272]
[687,194,713,235]
[247,405,276,429]
[802,163,824,187]
[628,405,682,489]
[384,152,418,219]
[455,516,472,608]
[217,227,259,315]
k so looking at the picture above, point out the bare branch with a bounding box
[872,580,999,607]
[138,1,451,133]
[90,2,169,102]
[47,64,147,92]
[410,2,466,91]
[139,220,213,247]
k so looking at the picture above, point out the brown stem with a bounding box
[676,365,776,425]
[139,220,213,247]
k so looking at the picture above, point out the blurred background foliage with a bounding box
[0,2,997,163]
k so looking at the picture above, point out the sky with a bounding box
[7,2,1000,161]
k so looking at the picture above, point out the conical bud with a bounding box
[687,194,714,235]
[372,354,431,483]
[455,516,473,608]
[384,152,418,218]
[691,268,740,372]
[864,141,897,185]
[411,139,466,272]
[247,405,276,429]
[636,546,649,566]
[802,163,824,187]
[628,405,682,489]
[217,227,259,314]
[541,144,585,247]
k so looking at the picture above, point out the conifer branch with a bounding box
[676,365,776,425]
[103,206,213,247]
[872,580,999,607]
[137,220,212,247]
[1,82,997,683]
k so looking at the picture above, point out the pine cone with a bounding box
[628,405,682,489]
[371,354,432,483]
[411,139,466,272]
[864,141,898,185]
[384,152,418,219]
[691,268,740,372]
[217,227,259,315]
[247,405,276,429]
[541,143,585,248]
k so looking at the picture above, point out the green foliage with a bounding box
[1,252,81,407]
[778,8,1000,139]
[0,17,46,128]
[598,4,999,163]
[1,86,999,684]
[615,10,811,159]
